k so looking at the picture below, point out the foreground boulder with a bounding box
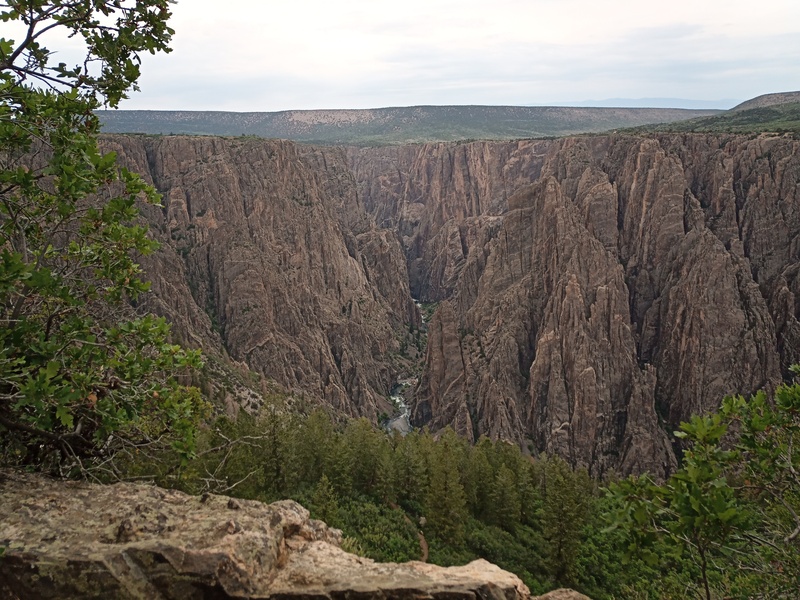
[0,470,551,599]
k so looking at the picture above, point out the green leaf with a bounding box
[0,38,13,57]
[718,507,738,523]
[45,361,60,379]
[55,404,74,429]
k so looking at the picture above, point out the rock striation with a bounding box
[349,140,551,300]
[99,132,799,477]
[0,470,535,599]
[352,134,799,477]
[105,135,419,421]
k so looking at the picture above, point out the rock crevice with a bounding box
[354,134,797,476]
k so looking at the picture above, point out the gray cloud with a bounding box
[119,1,800,110]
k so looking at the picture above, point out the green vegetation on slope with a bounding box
[729,91,800,112]
[119,405,589,595]
[121,372,800,599]
[627,102,800,135]
[608,375,800,600]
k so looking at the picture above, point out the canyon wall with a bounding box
[348,140,551,299]
[113,133,799,477]
[352,134,798,476]
[108,135,418,421]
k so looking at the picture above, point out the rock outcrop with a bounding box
[348,140,551,300]
[0,470,534,599]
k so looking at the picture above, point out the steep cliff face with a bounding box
[104,133,798,477]
[106,136,418,420]
[349,141,551,300]
[352,134,798,476]
[413,178,675,477]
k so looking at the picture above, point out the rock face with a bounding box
[535,592,591,600]
[349,140,551,300]
[351,134,799,477]
[0,470,532,599]
[105,135,418,421]
[103,133,799,477]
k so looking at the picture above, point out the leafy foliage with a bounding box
[609,376,800,599]
[336,498,420,563]
[0,1,205,475]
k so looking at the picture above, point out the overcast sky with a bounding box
[107,0,800,110]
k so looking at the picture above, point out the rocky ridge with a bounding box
[730,91,800,112]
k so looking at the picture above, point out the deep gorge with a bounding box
[110,132,800,478]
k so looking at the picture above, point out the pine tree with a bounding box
[465,438,494,518]
[340,418,383,496]
[375,442,398,504]
[311,473,341,527]
[541,456,590,585]
[260,407,293,498]
[424,428,468,546]
[294,408,336,489]
[393,431,427,510]
[489,463,522,530]
[517,460,542,529]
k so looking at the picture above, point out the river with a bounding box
[386,378,416,434]
[385,300,428,434]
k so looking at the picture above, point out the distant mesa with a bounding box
[730,90,800,112]
[551,97,740,109]
[625,90,800,134]
[96,105,721,145]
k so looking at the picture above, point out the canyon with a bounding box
[112,132,800,478]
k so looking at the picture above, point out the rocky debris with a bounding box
[0,470,535,599]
